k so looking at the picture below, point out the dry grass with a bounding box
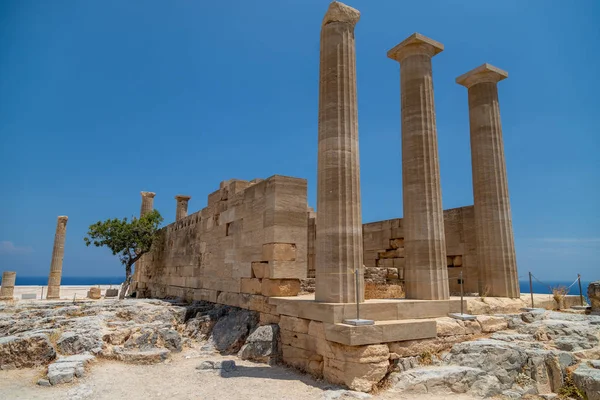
[558,369,587,399]
[364,283,405,300]
[552,286,568,310]
[418,351,434,366]
[48,329,63,347]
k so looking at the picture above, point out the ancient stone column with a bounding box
[133,191,155,293]
[315,1,364,303]
[0,271,16,300]
[140,191,156,216]
[175,195,191,221]
[46,216,68,299]
[457,63,520,298]
[387,33,449,300]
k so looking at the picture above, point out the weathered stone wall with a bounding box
[362,206,478,294]
[136,175,309,305]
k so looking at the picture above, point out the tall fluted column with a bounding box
[0,271,16,300]
[46,216,68,299]
[457,63,519,298]
[315,1,364,303]
[387,33,449,300]
[175,195,191,221]
[132,191,156,293]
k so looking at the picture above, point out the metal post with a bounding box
[73,293,76,304]
[577,274,584,306]
[41,286,44,300]
[460,271,464,315]
[529,271,534,308]
[355,267,360,320]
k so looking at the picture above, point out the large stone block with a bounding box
[261,279,300,297]
[262,243,296,262]
[240,278,262,295]
[267,261,306,280]
[251,262,268,279]
[279,315,310,334]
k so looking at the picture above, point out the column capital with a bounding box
[175,195,191,201]
[456,63,508,88]
[387,33,443,63]
[140,191,156,199]
[57,216,68,223]
[322,1,360,27]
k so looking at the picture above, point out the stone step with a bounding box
[270,294,463,323]
[324,318,437,346]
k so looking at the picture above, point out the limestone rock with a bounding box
[46,354,94,385]
[436,317,466,337]
[210,307,258,354]
[158,328,182,352]
[36,379,51,387]
[113,347,169,364]
[196,359,236,372]
[389,366,502,397]
[572,362,600,400]
[87,287,101,299]
[56,331,102,355]
[238,324,279,363]
[444,339,529,388]
[0,334,56,368]
[476,315,508,333]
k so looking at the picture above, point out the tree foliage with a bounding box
[84,210,163,298]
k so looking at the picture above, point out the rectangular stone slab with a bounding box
[324,319,437,345]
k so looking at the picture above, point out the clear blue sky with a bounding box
[1,0,598,281]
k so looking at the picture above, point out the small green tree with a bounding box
[84,210,163,299]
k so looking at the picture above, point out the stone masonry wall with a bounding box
[362,206,478,294]
[136,175,309,306]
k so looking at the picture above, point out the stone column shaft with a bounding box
[315,1,364,303]
[47,216,68,299]
[0,271,16,300]
[133,191,156,295]
[388,33,449,300]
[175,195,191,221]
[457,63,519,298]
[140,191,156,217]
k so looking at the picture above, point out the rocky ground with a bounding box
[0,298,598,399]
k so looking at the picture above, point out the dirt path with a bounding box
[0,348,480,400]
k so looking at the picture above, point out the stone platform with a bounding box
[269,294,462,345]
[269,294,464,323]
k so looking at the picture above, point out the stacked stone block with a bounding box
[137,175,309,305]
[362,206,479,294]
[0,271,16,300]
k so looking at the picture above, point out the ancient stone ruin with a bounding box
[126,0,526,391]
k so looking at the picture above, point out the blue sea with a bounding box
[13,276,125,286]
[521,280,592,301]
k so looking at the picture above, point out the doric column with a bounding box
[133,191,155,293]
[0,271,16,300]
[315,1,364,303]
[140,191,156,216]
[387,33,449,300]
[46,216,68,299]
[457,63,519,298]
[175,195,191,221]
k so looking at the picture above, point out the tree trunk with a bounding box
[120,265,132,300]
